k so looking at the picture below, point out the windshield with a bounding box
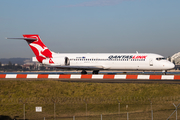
[156,57,166,61]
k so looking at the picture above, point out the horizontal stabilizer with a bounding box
[6,38,37,41]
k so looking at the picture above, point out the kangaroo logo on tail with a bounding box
[23,35,53,63]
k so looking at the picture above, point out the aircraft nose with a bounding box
[168,62,175,69]
[163,62,175,70]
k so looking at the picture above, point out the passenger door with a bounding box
[149,58,153,66]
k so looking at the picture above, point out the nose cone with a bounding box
[167,62,175,70]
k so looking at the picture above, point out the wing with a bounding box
[47,65,104,70]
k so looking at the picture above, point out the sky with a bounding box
[0,0,180,58]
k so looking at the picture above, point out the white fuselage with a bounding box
[46,53,174,71]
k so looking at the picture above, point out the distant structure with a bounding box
[171,52,180,70]
[23,59,47,70]
[171,52,180,65]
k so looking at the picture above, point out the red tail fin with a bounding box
[23,34,52,63]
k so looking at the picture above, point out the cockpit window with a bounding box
[156,57,166,60]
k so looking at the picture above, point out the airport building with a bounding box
[171,52,180,69]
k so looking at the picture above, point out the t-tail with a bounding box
[23,35,53,63]
[7,34,53,63]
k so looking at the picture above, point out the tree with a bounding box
[8,61,12,66]
[8,61,13,69]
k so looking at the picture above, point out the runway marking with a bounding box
[17,74,27,78]
[27,74,38,78]
[126,75,138,79]
[92,75,104,79]
[137,75,150,79]
[81,74,92,79]
[0,74,6,78]
[174,75,180,80]
[1,74,180,80]
[149,75,161,80]
[38,74,49,78]
[114,75,126,79]
[103,75,115,79]
[5,74,17,78]
[71,74,81,79]
[59,74,71,79]
[48,74,59,79]
[161,75,174,80]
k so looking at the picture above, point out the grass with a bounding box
[1,80,180,98]
[0,80,180,119]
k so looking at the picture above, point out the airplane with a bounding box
[7,34,175,74]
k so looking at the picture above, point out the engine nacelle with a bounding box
[42,57,70,66]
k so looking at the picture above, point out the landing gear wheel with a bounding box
[92,70,99,74]
[81,70,87,74]
[162,70,167,75]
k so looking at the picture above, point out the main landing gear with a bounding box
[81,70,87,74]
[92,70,99,74]
[81,70,99,74]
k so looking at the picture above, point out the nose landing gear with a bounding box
[162,70,167,75]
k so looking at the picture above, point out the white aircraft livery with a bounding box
[8,34,175,74]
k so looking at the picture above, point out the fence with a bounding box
[1,96,180,120]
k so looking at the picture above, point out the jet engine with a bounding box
[42,57,70,66]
